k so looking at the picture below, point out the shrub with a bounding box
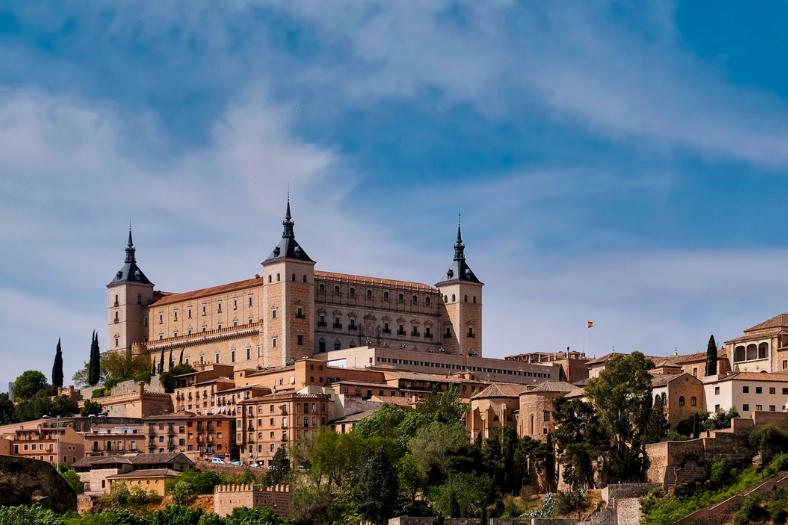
[767,486,788,525]
[733,493,767,525]
[60,466,84,494]
[172,481,194,506]
[196,514,225,525]
[709,460,728,487]
[149,505,203,525]
[110,482,131,505]
[166,470,222,495]
[0,504,63,525]
[224,507,290,525]
[77,508,149,525]
[91,388,107,399]
[663,431,689,442]
[556,487,590,515]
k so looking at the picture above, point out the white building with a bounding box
[703,372,788,416]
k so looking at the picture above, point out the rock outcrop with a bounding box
[0,455,76,513]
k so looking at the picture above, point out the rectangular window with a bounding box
[743,386,750,393]
[756,387,763,394]
[297,335,304,346]
[714,386,720,395]
[543,411,550,422]
[743,404,750,412]
[770,387,776,394]
[215,353,220,363]
[272,338,277,348]
[756,404,763,411]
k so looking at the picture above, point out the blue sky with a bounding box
[2,1,788,387]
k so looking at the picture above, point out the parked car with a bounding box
[210,457,225,464]
[230,460,242,466]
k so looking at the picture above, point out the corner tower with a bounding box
[107,228,155,354]
[436,221,483,356]
[261,198,316,367]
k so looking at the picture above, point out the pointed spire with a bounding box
[125,225,136,263]
[454,213,465,261]
[282,195,295,238]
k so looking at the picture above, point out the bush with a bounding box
[172,481,194,506]
[709,460,728,488]
[60,466,84,494]
[91,388,109,399]
[0,504,63,525]
[110,482,131,505]
[77,508,149,525]
[768,486,788,525]
[149,505,203,525]
[224,507,289,525]
[733,493,768,525]
[556,487,589,515]
[663,431,689,442]
[166,470,222,495]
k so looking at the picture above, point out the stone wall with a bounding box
[680,471,788,524]
[213,484,292,518]
[0,455,76,512]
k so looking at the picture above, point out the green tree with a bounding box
[159,364,196,393]
[585,351,655,484]
[266,445,290,486]
[103,347,150,384]
[353,446,399,525]
[88,331,101,386]
[157,348,165,375]
[12,370,50,401]
[642,395,670,445]
[50,395,79,416]
[52,339,64,389]
[551,397,604,488]
[0,505,64,525]
[58,464,83,494]
[81,399,104,416]
[172,480,195,505]
[705,335,718,377]
[0,393,14,423]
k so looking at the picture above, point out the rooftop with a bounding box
[472,383,530,399]
[315,270,436,292]
[744,313,788,333]
[107,468,180,480]
[149,277,262,307]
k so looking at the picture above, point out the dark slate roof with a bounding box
[263,199,314,265]
[130,452,193,466]
[108,229,153,288]
[435,223,482,286]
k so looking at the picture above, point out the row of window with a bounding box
[374,356,549,378]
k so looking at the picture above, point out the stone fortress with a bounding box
[107,198,484,374]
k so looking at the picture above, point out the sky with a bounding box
[2,1,788,388]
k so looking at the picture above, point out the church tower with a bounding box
[436,221,483,356]
[261,198,315,367]
[107,228,155,354]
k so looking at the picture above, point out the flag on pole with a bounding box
[587,321,594,328]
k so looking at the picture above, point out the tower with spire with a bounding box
[107,226,155,354]
[261,197,316,367]
[435,217,483,356]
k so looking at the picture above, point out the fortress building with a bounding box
[107,199,484,372]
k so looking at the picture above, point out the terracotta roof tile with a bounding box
[472,383,530,399]
[315,271,436,292]
[150,277,262,307]
[745,314,788,333]
[717,372,788,383]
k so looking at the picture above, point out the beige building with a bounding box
[84,423,145,456]
[650,373,704,428]
[106,469,179,497]
[5,423,85,466]
[518,381,575,441]
[703,372,788,416]
[236,391,330,466]
[725,314,788,373]
[467,383,529,442]
[107,203,485,373]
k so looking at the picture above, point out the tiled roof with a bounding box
[586,353,622,365]
[565,387,586,399]
[144,411,195,421]
[523,381,576,394]
[73,455,133,468]
[315,271,436,292]
[472,383,530,399]
[107,468,180,480]
[668,350,726,365]
[130,452,192,466]
[717,372,788,383]
[745,314,788,333]
[149,277,262,307]
[650,373,686,388]
[330,408,381,424]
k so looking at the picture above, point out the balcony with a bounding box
[397,330,406,336]
[317,321,327,328]
[332,323,342,329]
[348,324,357,331]
[382,328,391,335]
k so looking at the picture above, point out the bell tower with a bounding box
[436,220,483,356]
[107,228,155,354]
[261,198,315,367]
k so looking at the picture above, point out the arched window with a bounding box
[735,346,745,362]
[691,396,697,407]
[679,396,685,407]
[426,297,431,306]
[758,342,769,359]
[746,344,757,361]
[367,290,372,299]
[276,273,280,282]
[268,275,272,283]
[292,273,296,282]
[303,275,307,283]
[464,295,468,303]
[451,294,456,302]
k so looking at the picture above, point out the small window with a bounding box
[350,288,355,298]
[756,386,762,394]
[691,396,697,407]
[233,299,238,310]
[743,386,750,394]
[277,273,280,282]
[292,273,296,282]
[383,291,389,301]
[297,335,304,346]
[272,308,277,319]
[451,294,456,302]
[770,387,776,395]
[678,396,685,407]
[249,297,253,307]
[743,404,750,412]
[464,295,468,303]
[412,295,418,305]
[426,297,431,306]
[268,275,272,283]
[714,386,720,395]
[367,290,372,299]
[272,338,277,348]
[215,353,220,363]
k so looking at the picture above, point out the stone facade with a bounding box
[650,373,704,428]
[724,313,788,373]
[144,412,234,459]
[703,371,788,416]
[518,382,575,441]
[213,484,292,518]
[107,203,486,374]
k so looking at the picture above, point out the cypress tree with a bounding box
[52,338,64,389]
[705,335,718,377]
[168,348,174,370]
[158,349,165,374]
[178,348,184,365]
[88,331,101,386]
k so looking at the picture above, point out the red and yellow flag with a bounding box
[587,321,594,328]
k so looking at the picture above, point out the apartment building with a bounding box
[144,412,235,459]
[704,372,788,416]
[6,423,85,465]
[236,391,330,466]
